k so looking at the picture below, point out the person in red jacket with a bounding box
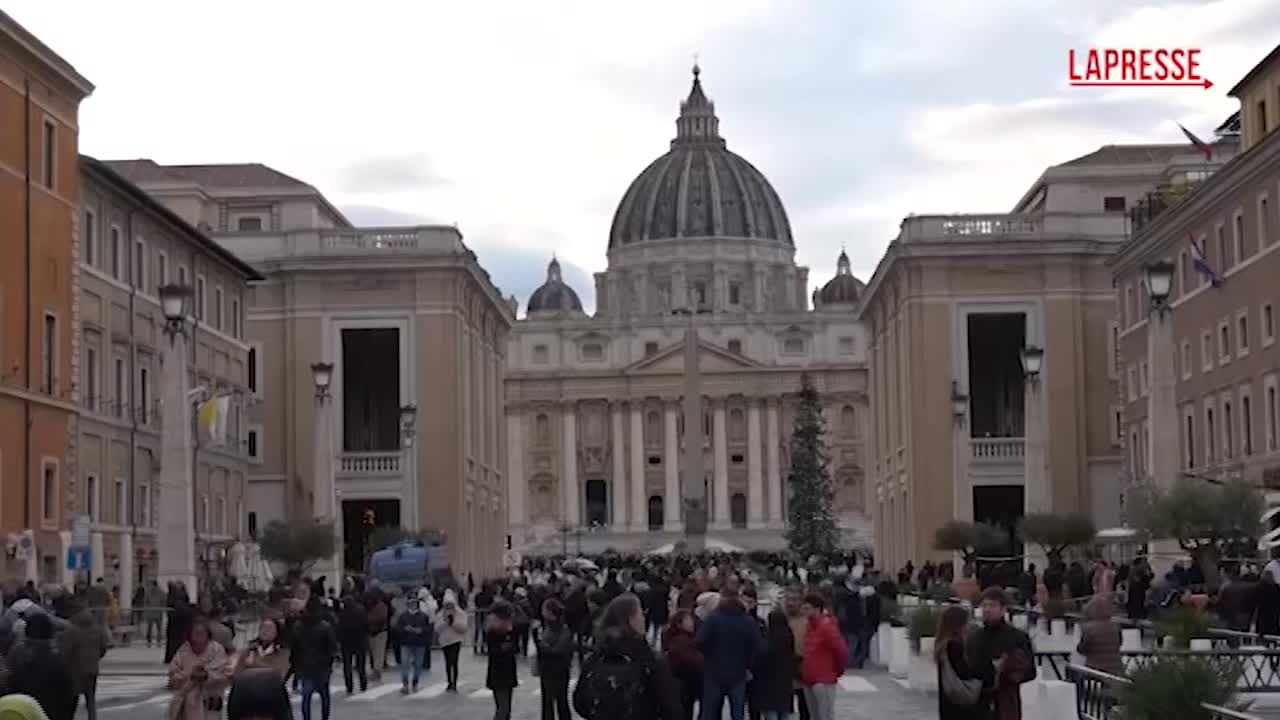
[798,594,846,720]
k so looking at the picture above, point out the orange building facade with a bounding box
[0,11,93,583]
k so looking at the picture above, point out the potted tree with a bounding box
[933,520,1006,599]
[907,605,942,691]
[1118,655,1248,719]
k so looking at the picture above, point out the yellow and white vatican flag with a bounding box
[198,396,218,442]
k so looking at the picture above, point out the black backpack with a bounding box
[573,647,652,720]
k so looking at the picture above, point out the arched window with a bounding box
[841,405,856,437]
[535,414,550,446]
[730,493,747,528]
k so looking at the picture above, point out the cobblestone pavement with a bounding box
[90,653,938,719]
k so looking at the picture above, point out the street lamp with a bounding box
[1020,345,1044,381]
[311,362,333,403]
[158,284,192,344]
[1145,260,1175,311]
[399,405,417,448]
[950,381,968,422]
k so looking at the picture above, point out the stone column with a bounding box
[507,412,525,543]
[747,400,764,528]
[158,330,196,601]
[119,533,134,609]
[1148,312,1179,487]
[561,403,579,526]
[313,382,340,586]
[1023,379,1047,514]
[610,402,626,528]
[712,400,730,529]
[663,402,680,531]
[630,403,646,531]
[766,399,783,528]
[952,396,973,578]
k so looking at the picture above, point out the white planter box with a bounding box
[908,638,937,692]
[889,627,910,678]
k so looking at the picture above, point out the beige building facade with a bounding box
[108,161,514,577]
[857,144,1229,571]
[1111,47,1280,506]
[78,157,261,590]
[506,69,870,554]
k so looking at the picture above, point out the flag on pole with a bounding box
[1189,233,1221,287]
[198,397,218,441]
[1178,123,1214,161]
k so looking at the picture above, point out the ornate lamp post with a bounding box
[1020,346,1044,382]
[1021,344,1046,521]
[1145,260,1175,312]
[310,361,339,586]
[399,405,417,448]
[156,283,197,600]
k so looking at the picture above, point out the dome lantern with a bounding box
[527,256,584,315]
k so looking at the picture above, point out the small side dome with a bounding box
[527,257,584,315]
[816,250,864,306]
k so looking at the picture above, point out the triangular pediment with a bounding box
[625,339,764,374]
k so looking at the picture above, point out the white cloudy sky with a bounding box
[10,0,1280,310]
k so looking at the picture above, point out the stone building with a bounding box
[108,160,514,577]
[78,157,261,591]
[505,68,870,553]
[1110,45,1280,509]
[857,140,1232,571]
[0,11,93,583]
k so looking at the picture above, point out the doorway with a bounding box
[342,498,401,572]
[585,479,608,527]
[730,493,747,528]
[648,496,664,530]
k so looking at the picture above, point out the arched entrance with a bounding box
[648,495,664,530]
[730,493,747,528]
[585,479,608,527]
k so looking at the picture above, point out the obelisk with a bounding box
[682,313,707,551]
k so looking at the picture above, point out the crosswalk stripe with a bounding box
[469,688,493,699]
[349,682,403,701]
[838,676,877,693]
[412,682,449,699]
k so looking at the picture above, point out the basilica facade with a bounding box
[504,68,870,553]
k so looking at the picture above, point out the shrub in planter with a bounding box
[1118,655,1247,720]
[907,605,941,652]
[1155,606,1215,649]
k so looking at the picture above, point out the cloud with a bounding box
[335,155,449,194]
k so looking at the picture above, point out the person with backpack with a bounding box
[798,594,846,720]
[485,602,520,720]
[337,594,369,694]
[534,598,575,720]
[663,610,704,720]
[364,587,389,681]
[574,593,680,720]
[394,595,432,694]
[695,585,760,720]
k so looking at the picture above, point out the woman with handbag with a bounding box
[935,605,983,720]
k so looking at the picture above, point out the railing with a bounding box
[1123,649,1280,691]
[215,225,467,263]
[970,437,1026,461]
[323,229,423,251]
[338,452,402,476]
[1067,663,1264,720]
[898,212,1127,244]
[1128,179,1209,234]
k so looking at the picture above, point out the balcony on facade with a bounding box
[1127,173,1214,234]
[966,313,1028,484]
[899,212,1128,244]
[335,327,408,495]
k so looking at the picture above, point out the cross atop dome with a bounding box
[547,255,562,282]
[675,62,724,148]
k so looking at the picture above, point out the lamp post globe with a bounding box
[1021,345,1044,379]
[310,362,334,401]
[399,404,417,447]
[950,381,969,419]
[158,283,191,340]
[1145,260,1176,307]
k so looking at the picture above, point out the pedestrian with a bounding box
[534,598,575,720]
[5,614,77,720]
[695,584,761,720]
[664,610,704,720]
[574,593,680,720]
[167,616,231,720]
[363,586,389,681]
[485,602,520,720]
[1077,596,1123,677]
[144,581,166,648]
[293,598,338,720]
[60,603,110,720]
[434,589,469,692]
[337,594,369,694]
[751,610,797,720]
[968,588,1034,720]
[935,605,982,720]
[798,593,846,720]
[234,619,290,678]
[394,595,431,693]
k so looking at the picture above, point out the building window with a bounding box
[783,337,805,354]
[41,461,57,524]
[237,216,263,231]
[83,208,97,267]
[1124,285,1134,327]
[214,286,224,330]
[1260,100,1269,134]
[1218,320,1231,362]
[1201,330,1214,371]
[138,364,150,424]
[113,479,125,524]
[177,264,187,288]
[1139,361,1149,396]
[644,341,659,357]
[1103,196,1126,212]
[533,414,549,446]
[1238,310,1250,356]
[580,342,604,361]
[532,344,549,364]
[728,282,741,305]
[247,344,260,395]
[41,313,56,395]
[1224,398,1235,460]
[40,118,55,190]
[838,336,855,356]
[248,426,261,461]
[1264,303,1275,347]
[1180,339,1192,380]
[1267,379,1279,452]
[200,495,209,533]
[248,511,258,539]
[1261,195,1271,249]
[727,339,743,355]
[84,344,98,411]
[195,275,206,320]
[216,497,226,534]
[231,298,241,338]
[1183,407,1196,469]
[1110,406,1123,446]
[109,226,122,281]
[1107,323,1119,378]
[1127,365,1138,402]
[138,482,150,528]
[1217,224,1229,270]
[113,356,125,418]
[1242,390,1254,456]
[133,237,147,292]
[85,474,98,522]
[1205,402,1217,465]
[1179,251,1191,295]
[157,250,169,288]
[693,281,708,307]
[1234,211,1246,263]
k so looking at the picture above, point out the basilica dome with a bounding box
[608,66,793,249]
[815,250,864,306]
[527,257,583,315]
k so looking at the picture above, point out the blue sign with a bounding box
[67,545,90,571]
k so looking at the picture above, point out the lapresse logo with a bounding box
[1068,48,1212,89]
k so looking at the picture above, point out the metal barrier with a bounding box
[1122,649,1280,692]
[1066,662,1266,720]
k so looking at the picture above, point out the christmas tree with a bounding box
[785,373,839,560]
